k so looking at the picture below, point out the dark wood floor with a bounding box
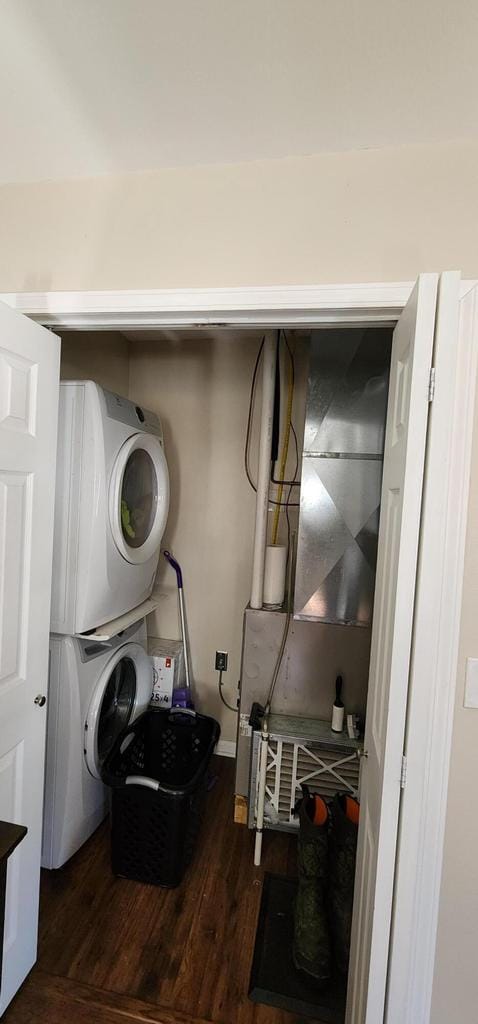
[4,757,310,1024]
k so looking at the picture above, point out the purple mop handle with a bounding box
[163,550,191,694]
[163,550,183,588]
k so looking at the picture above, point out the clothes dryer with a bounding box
[50,381,169,634]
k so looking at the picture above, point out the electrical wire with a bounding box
[244,336,300,508]
[218,669,237,713]
[244,335,264,488]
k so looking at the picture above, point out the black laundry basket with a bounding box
[102,708,220,888]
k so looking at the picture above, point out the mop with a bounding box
[163,552,219,791]
[163,550,194,709]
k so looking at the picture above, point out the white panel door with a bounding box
[346,275,438,1024]
[0,302,59,1013]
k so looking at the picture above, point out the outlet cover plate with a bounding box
[215,650,228,672]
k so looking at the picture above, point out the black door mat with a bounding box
[249,873,346,1023]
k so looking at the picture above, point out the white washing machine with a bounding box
[50,381,170,635]
[42,619,152,869]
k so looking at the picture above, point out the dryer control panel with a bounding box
[103,387,163,439]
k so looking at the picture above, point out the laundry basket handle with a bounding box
[125,775,159,791]
[168,707,197,718]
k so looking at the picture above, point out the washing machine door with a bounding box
[109,433,169,565]
[84,642,152,779]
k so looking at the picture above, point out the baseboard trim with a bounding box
[216,740,236,759]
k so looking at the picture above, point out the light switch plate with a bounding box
[464,658,478,708]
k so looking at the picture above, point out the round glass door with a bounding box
[96,657,136,764]
[121,449,157,549]
[84,642,152,779]
[109,433,169,564]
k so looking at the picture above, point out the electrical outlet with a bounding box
[215,650,228,672]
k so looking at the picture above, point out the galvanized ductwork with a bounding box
[294,328,392,627]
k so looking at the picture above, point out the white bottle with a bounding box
[331,675,345,733]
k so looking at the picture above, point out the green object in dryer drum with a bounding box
[121,499,136,539]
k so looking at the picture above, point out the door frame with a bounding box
[1,279,477,1024]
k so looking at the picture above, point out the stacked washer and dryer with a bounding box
[42,381,169,869]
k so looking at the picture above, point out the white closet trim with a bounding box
[0,282,416,328]
[1,282,475,331]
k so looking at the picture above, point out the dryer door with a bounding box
[84,642,152,779]
[109,433,169,564]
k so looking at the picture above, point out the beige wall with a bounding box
[0,140,477,293]
[1,138,477,1015]
[59,330,130,393]
[128,332,259,735]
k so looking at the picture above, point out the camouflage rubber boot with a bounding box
[328,794,359,976]
[292,788,331,985]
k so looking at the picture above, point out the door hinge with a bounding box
[428,366,436,402]
[400,755,408,789]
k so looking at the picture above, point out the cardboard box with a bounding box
[148,638,185,710]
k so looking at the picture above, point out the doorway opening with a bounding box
[38,320,394,1024]
[3,274,470,1024]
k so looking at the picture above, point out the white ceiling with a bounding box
[1,0,478,185]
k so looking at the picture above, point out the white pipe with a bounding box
[250,332,276,609]
[254,716,269,866]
